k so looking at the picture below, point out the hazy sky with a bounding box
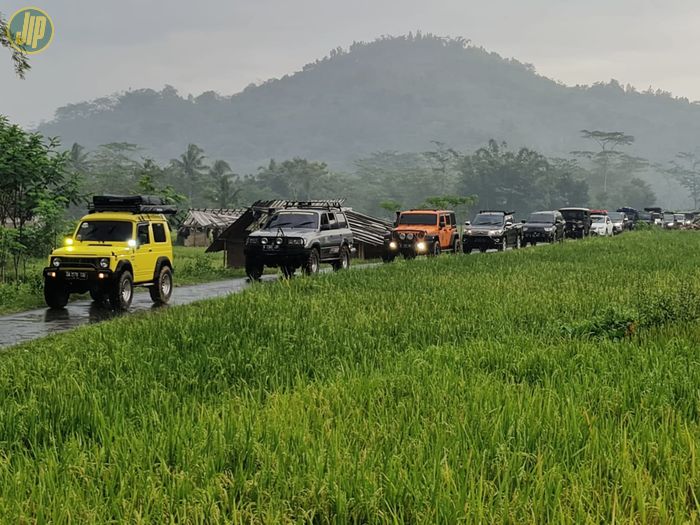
[2,0,700,128]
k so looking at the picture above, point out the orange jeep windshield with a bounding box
[398,213,437,226]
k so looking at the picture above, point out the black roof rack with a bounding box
[89,195,177,215]
[478,210,513,215]
[283,200,345,210]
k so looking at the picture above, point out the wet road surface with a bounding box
[0,275,278,349]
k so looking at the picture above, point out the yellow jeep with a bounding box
[43,195,176,310]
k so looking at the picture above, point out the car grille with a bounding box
[57,257,98,269]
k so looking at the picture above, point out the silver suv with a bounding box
[244,204,354,279]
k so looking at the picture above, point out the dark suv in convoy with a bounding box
[559,207,591,239]
[244,203,354,279]
[462,210,522,253]
[521,210,565,246]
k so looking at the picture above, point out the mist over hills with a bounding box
[39,34,700,182]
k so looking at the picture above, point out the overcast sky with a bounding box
[2,0,700,128]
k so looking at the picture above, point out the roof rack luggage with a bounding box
[89,195,178,215]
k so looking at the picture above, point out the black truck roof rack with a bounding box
[89,195,178,215]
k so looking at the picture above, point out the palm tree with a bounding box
[68,143,90,174]
[171,144,207,204]
[207,160,241,208]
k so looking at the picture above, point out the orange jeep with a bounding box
[382,209,460,261]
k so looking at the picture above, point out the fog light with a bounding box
[389,241,398,250]
[416,241,427,252]
[98,273,106,279]
[48,271,56,278]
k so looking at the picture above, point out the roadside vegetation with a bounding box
[1,231,700,521]
[0,246,243,314]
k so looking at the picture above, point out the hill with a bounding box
[39,34,700,174]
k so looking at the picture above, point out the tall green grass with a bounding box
[1,231,700,522]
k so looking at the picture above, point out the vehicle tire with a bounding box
[382,253,395,263]
[452,237,461,254]
[149,266,173,304]
[246,261,264,281]
[109,270,133,310]
[462,244,472,254]
[281,265,296,278]
[522,240,528,248]
[44,282,69,309]
[403,252,416,260]
[89,286,106,303]
[304,249,320,275]
[479,248,487,253]
[332,245,351,271]
[429,242,441,257]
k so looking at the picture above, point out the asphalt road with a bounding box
[0,275,278,349]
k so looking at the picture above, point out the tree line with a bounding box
[5,112,700,281]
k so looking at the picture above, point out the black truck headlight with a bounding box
[260,238,268,245]
[288,238,304,246]
[275,237,283,245]
[52,257,61,267]
[99,258,110,269]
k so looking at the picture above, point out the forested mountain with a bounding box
[38,34,700,176]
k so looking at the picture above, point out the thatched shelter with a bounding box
[179,208,246,247]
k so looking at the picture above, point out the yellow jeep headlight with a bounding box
[99,258,110,269]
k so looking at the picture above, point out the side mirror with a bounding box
[505,221,513,227]
[521,219,527,224]
[464,221,471,227]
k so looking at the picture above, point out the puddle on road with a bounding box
[0,276,275,349]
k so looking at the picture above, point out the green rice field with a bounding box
[1,231,700,522]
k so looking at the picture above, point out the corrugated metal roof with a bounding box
[344,209,392,245]
[206,200,391,252]
[182,208,246,229]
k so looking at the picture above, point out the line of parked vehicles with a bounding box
[381,205,691,261]
[44,197,699,310]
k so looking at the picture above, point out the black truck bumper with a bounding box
[244,246,311,267]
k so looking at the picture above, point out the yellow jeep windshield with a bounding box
[76,220,133,242]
